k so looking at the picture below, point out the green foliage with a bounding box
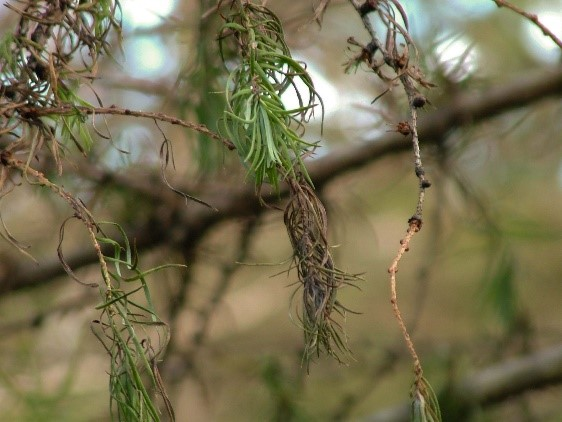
[2,0,561,420]
[219,1,323,191]
[0,0,122,155]
[217,0,358,371]
[0,2,178,420]
[412,377,442,422]
[93,222,183,422]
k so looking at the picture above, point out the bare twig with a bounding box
[313,0,332,24]
[492,0,562,49]
[347,0,433,399]
[387,220,422,378]
[16,105,235,150]
[0,151,108,289]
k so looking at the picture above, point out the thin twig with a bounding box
[1,151,111,289]
[492,0,562,49]
[347,4,442,417]
[365,343,562,421]
[388,220,422,379]
[348,0,430,385]
[16,105,235,150]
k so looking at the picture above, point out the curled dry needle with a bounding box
[345,0,435,92]
[1,0,121,108]
[284,177,361,369]
[1,0,122,158]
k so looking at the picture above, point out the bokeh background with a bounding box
[1,0,562,420]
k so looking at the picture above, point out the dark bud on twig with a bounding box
[359,0,378,17]
[31,26,46,43]
[365,40,378,55]
[408,215,423,230]
[395,121,412,136]
[411,95,427,108]
[32,62,49,81]
[0,150,12,166]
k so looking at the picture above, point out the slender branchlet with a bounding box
[492,0,562,49]
[347,0,440,419]
[0,2,182,420]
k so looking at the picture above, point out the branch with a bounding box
[308,67,562,184]
[387,221,423,377]
[364,343,562,421]
[17,105,235,150]
[492,0,562,49]
[345,1,434,400]
[1,67,562,294]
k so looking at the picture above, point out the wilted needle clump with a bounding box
[219,0,359,369]
[284,178,361,369]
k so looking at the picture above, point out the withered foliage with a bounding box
[1,0,121,163]
[1,3,178,421]
[218,0,359,369]
[2,0,120,104]
[284,177,360,369]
